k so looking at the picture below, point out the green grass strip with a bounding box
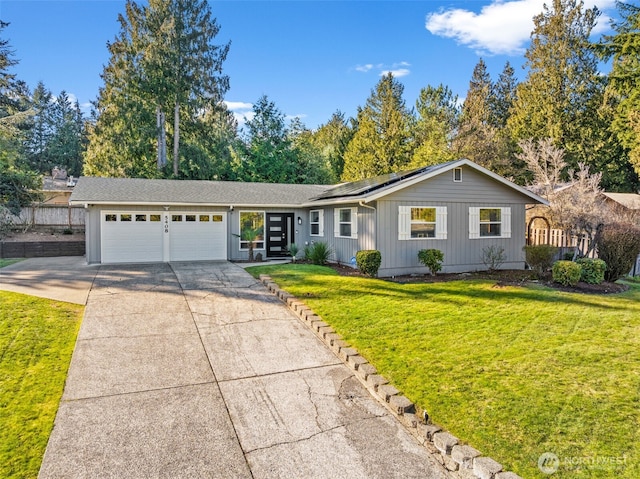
[247,264,640,478]
[0,292,83,479]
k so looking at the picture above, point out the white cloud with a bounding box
[354,62,411,77]
[224,101,253,110]
[426,0,615,56]
[381,68,410,78]
[355,64,374,73]
[224,100,254,125]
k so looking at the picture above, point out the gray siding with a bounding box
[384,166,533,204]
[375,167,532,276]
[317,204,376,266]
[376,200,527,276]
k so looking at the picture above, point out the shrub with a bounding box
[596,223,640,282]
[356,250,382,277]
[306,241,332,265]
[288,243,299,262]
[481,245,506,273]
[576,258,607,284]
[552,260,582,286]
[417,249,444,276]
[523,244,558,279]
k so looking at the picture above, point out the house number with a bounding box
[164,216,169,233]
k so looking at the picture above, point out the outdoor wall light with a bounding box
[297,216,302,225]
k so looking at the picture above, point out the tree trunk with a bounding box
[156,106,167,170]
[173,102,180,176]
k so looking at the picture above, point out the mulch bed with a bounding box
[326,263,629,295]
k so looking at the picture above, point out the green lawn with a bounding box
[0,258,23,268]
[247,264,640,478]
[0,291,83,479]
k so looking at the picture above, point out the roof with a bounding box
[311,162,454,201]
[70,177,329,207]
[70,159,548,208]
[603,192,640,210]
[306,159,548,206]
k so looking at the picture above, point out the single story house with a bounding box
[69,159,547,276]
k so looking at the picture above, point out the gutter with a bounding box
[358,200,376,212]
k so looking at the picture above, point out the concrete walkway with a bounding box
[34,261,448,478]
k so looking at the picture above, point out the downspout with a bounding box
[358,200,376,212]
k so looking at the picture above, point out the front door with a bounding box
[266,213,294,257]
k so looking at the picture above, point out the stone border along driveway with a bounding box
[259,274,524,479]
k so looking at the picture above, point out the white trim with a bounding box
[309,209,324,237]
[334,207,358,239]
[469,207,511,239]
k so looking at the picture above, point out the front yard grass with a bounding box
[247,264,640,478]
[0,291,83,479]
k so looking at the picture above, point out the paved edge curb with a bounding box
[259,274,524,479]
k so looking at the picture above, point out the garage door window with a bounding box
[213,215,223,222]
[121,214,132,222]
[199,215,210,222]
[186,214,196,222]
[136,214,146,222]
[150,215,161,222]
[172,215,182,222]
[105,214,117,222]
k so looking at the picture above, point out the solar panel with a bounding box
[312,162,453,200]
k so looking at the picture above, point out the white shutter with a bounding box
[469,207,480,239]
[502,207,511,238]
[318,209,324,237]
[398,206,411,240]
[351,207,358,239]
[436,206,448,240]
[334,209,340,237]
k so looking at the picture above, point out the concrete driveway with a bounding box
[20,261,449,478]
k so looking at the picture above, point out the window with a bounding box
[453,167,462,182]
[135,214,146,222]
[310,209,324,236]
[212,215,223,222]
[105,214,117,222]
[398,206,447,240]
[239,211,265,250]
[185,214,196,222]
[172,215,182,222]
[334,207,357,238]
[469,207,511,239]
[199,215,210,222]
[120,214,132,222]
[150,214,161,222]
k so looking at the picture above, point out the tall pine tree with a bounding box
[508,0,604,174]
[597,1,640,185]
[84,0,231,178]
[342,74,412,181]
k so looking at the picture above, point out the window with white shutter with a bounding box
[469,207,511,239]
[334,207,358,238]
[399,206,447,240]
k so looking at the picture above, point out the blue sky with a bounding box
[0,0,617,129]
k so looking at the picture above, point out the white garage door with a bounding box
[101,212,163,263]
[169,212,227,261]
[100,211,227,263]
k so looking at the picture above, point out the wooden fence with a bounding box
[9,204,85,231]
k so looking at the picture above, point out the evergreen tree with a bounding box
[342,74,412,181]
[47,91,85,176]
[597,2,640,182]
[410,84,459,168]
[490,62,518,129]
[25,81,54,172]
[453,59,503,170]
[310,111,353,181]
[232,95,298,183]
[84,0,230,178]
[507,0,604,173]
